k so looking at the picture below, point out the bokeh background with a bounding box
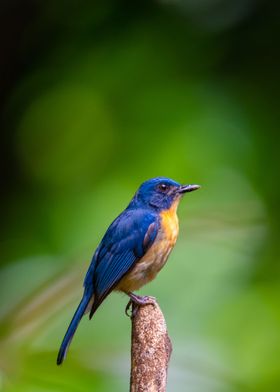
[1,0,280,391]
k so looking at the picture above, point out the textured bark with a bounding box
[130,301,172,392]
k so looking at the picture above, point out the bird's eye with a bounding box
[158,183,169,192]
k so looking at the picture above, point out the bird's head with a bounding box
[132,177,200,211]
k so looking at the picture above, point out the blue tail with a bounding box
[57,292,92,365]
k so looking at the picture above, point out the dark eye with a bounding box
[158,183,169,192]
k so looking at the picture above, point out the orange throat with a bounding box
[160,198,180,245]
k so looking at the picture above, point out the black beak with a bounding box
[178,184,201,194]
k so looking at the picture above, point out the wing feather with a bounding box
[88,209,158,318]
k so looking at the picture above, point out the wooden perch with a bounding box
[129,300,172,392]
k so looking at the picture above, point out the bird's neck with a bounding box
[161,197,180,215]
[160,199,180,242]
[127,195,181,213]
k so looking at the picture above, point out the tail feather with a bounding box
[57,292,92,365]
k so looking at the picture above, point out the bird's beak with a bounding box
[177,184,201,194]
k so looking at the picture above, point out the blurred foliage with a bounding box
[0,0,280,391]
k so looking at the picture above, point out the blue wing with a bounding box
[57,207,158,364]
[88,208,159,318]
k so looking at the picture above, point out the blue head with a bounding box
[130,177,200,211]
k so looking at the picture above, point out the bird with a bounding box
[57,177,200,365]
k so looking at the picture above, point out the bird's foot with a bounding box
[125,293,156,317]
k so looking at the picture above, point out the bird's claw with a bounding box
[125,300,134,317]
[125,293,157,318]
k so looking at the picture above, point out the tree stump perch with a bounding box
[129,300,172,392]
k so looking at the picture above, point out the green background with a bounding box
[1,1,280,391]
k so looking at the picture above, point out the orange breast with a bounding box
[160,198,179,246]
[117,200,179,293]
